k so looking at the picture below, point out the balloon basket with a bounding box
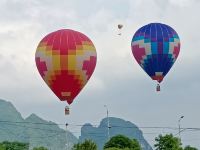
[156,84,160,92]
[65,106,70,115]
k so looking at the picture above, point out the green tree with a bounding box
[0,144,5,150]
[184,145,198,150]
[72,139,97,150]
[33,146,48,150]
[104,148,121,150]
[154,134,182,150]
[105,148,139,150]
[0,141,29,150]
[104,135,141,150]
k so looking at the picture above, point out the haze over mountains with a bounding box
[0,99,152,150]
[79,117,152,150]
[0,99,77,150]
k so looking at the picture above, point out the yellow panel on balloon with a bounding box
[53,55,60,69]
[67,55,76,70]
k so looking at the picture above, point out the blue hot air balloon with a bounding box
[131,23,180,91]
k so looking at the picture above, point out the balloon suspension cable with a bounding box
[156,83,161,92]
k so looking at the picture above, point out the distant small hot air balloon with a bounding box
[118,24,123,29]
[131,23,180,91]
[117,24,123,35]
[35,29,97,114]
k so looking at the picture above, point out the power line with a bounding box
[2,119,200,131]
[0,120,180,130]
[0,120,64,126]
[1,119,200,140]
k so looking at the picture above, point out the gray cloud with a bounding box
[0,0,200,148]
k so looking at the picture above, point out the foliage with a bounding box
[105,148,140,150]
[72,139,97,150]
[0,144,5,150]
[104,135,141,150]
[0,141,29,150]
[184,145,198,150]
[104,148,122,150]
[154,134,182,150]
[33,146,48,150]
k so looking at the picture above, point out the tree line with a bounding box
[72,134,198,150]
[0,134,198,150]
[0,141,47,150]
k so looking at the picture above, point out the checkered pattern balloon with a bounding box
[131,23,180,83]
[35,29,97,105]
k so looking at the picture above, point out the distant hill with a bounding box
[79,117,153,150]
[0,99,153,150]
[0,99,77,150]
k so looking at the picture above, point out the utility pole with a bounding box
[178,116,184,140]
[66,123,69,150]
[104,105,110,140]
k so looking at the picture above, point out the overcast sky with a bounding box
[0,0,200,148]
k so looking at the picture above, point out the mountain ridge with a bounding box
[0,99,78,150]
[79,117,153,150]
[0,99,152,150]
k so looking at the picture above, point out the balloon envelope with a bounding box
[35,29,97,105]
[131,23,180,83]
